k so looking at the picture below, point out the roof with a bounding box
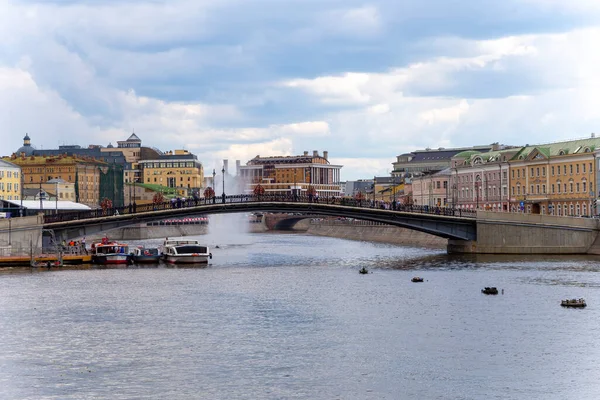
[453,150,481,160]
[3,199,91,211]
[0,159,20,169]
[511,137,600,161]
[126,133,141,142]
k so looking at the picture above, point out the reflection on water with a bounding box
[1,232,600,399]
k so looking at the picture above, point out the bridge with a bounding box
[34,195,600,254]
[43,195,478,242]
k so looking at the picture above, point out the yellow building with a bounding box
[0,160,22,201]
[509,137,598,216]
[3,154,106,207]
[138,150,204,195]
[239,150,343,198]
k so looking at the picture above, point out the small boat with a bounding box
[481,287,499,295]
[131,246,162,264]
[359,267,369,274]
[561,298,586,308]
[411,277,424,282]
[31,260,63,268]
[162,239,212,264]
[91,237,131,265]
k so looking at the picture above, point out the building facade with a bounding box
[392,144,498,178]
[411,169,451,207]
[138,150,204,195]
[0,160,21,202]
[508,138,598,216]
[451,149,518,211]
[3,154,107,207]
[239,150,343,198]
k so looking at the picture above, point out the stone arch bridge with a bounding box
[41,196,600,254]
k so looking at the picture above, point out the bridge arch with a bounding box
[43,199,477,242]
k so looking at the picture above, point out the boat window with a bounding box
[174,245,208,253]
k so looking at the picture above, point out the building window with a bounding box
[583,182,587,193]
[569,183,573,193]
[531,167,534,177]
[512,170,515,179]
[536,167,540,177]
[551,184,555,193]
[576,183,580,193]
[517,170,520,178]
[530,185,534,194]
[583,163,587,173]
[576,164,580,174]
[542,167,546,176]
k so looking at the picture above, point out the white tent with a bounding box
[3,199,91,211]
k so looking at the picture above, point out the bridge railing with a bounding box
[43,194,476,223]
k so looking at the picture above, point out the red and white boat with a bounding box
[91,237,131,265]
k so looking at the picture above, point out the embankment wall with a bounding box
[0,215,44,256]
[305,222,447,248]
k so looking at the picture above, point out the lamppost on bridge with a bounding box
[221,165,226,204]
[128,175,133,213]
[212,169,216,204]
[372,177,376,208]
[475,175,481,210]
[392,175,397,210]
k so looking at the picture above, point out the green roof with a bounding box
[453,150,481,159]
[511,137,600,161]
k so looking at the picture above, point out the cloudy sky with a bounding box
[2,0,600,180]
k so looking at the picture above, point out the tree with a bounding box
[203,187,215,199]
[354,191,364,206]
[253,184,265,196]
[100,197,113,210]
[153,192,166,204]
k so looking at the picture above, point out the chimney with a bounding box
[323,150,328,160]
[303,151,308,156]
[313,150,318,157]
[223,159,229,175]
[236,160,241,176]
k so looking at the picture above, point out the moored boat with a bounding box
[162,239,212,264]
[91,237,131,265]
[561,298,586,308]
[481,287,499,295]
[359,267,369,274]
[131,246,162,264]
[411,277,424,282]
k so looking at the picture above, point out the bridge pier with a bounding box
[449,211,600,254]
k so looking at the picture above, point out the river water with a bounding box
[1,218,600,399]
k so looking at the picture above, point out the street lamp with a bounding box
[128,175,132,213]
[475,175,481,209]
[221,165,226,204]
[212,169,216,204]
[372,176,376,208]
[392,175,397,210]
[55,181,58,214]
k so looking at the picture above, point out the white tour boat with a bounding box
[162,239,212,264]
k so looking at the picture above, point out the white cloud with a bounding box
[320,6,382,38]
[2,0,600,182]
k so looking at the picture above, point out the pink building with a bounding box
[450,148,519,211]
[411,169,451,207]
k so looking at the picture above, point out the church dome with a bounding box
[17,133,35,156]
